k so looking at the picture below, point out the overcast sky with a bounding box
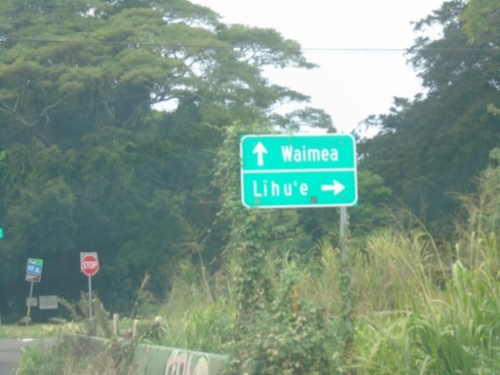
[191,0,447,134]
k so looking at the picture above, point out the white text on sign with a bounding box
[281,146,339,163]
[240,134,357,208]
[253,180,309,197]
[82,261,98,270]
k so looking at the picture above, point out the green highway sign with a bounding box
[240,134,357,208]
[0,227,3,239]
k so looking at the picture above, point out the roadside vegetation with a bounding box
[0,323,81,339]
[144,147,500,375]
[13,135,500,375]
[16,335,136,375]
[2,0,500,374]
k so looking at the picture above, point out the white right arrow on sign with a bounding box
[321,180,345,195]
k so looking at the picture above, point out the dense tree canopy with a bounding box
[5,0,496,319]
[0,0,333,315]
[358,0,500,224]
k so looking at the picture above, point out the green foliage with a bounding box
[213,123,277,311]
[222,266,342,375]
[16,335,135,375]
[0,0,325,313]
[270,107,335,132]
[470,148,500,235]
[462,0,500,46]
[404,262,500,375]
[358,0,500,224]
[168,299,236,353]
[462,0,500,126]
[350,171,392,236]
[453,148,500,270]
[298,170,392,245]
[58,292,112,338]
[354,163,500,374]
[153,263,237,353]
[212,124,345,374]
[17,343,66,375]
[354,251,500,375]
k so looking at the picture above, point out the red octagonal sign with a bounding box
[81,254,99,276]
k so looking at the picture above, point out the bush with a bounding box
[16,335,135,375]
[223,266,343,375]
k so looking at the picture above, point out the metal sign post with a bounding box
[340,206,350,319]
[88,275,92,320]
[339,206,354,361]
[80,253,99,320]
[26,281,34,320]
[340,206,348,261]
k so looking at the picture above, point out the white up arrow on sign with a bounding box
[321,180,345,195]
[253,142,267,166]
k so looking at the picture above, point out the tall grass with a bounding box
[16,337,135,375]
[406,261,500,374]
[152,260,237,353]
[95,158,500,374]
[352,229,442,314]
[20,225,500,374]
[355,160,500,374]
[153,227,450,351]
[355,258,500,375]
[138,224,500,374]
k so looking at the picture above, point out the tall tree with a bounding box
[0,0,331,314]
[462,0,500,115]
[358,0,500,224]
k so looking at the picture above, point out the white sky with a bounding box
[191,0,446,134]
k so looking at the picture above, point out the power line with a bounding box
[0,37,496,54]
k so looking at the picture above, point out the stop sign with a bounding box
[81,254,99,276]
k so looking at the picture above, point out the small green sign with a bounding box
[240,134,358,208]
[0,228,3,239]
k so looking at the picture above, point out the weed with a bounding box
[16,335,135,375]
[58,292,112,337]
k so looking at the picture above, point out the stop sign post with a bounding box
[80,252,99,320]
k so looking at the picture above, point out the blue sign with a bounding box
[26,258,43,275]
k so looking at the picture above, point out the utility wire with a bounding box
[0,37,496,54]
